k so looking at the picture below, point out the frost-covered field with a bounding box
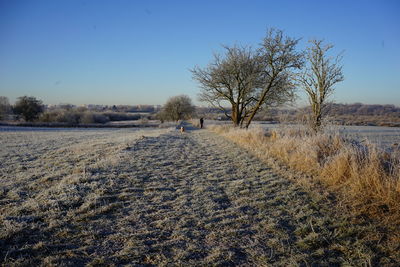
[0,127,173,265]
[205,121,400,151]
[0,126,398,265]
[335,125,400,149]
[260,123,400,150]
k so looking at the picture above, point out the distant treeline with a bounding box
[197,103,400,116]
[39,110,150,124]
[278,103,400,127]
[196,103,400,127]
[0,95,161,124]
[47,104,160,113]
[324,103,400,116]
[1,95,399,127]
[271,103,400,117]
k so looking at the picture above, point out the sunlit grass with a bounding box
[209,124,400,248]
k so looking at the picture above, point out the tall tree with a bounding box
[191,29,303,128]
[192,45,264,126]
[243,29,303,128]
[300,40,344,132]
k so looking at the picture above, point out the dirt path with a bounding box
[111,127,375,266]
[1,126,391,266]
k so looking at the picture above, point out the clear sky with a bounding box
[0,0,399,106]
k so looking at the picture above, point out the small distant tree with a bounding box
[0,96,11,120]
[192,29,303,128]
[13,96,44,121]
[300,40,344,132]
[160,95,195,121]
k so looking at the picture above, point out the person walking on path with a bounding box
[200,118,204,129]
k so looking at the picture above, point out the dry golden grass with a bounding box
[209,124,400,242]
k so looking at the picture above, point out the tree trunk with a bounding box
[231,105,241,127]
[245,83,274,129]
[311,104,322,132]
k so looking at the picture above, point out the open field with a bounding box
[204,120,400,151]
[259,124,400,152]
[0,125,399,265]
[335,125,400,150]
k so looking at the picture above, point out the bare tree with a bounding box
[192,45,264,126]
[243,29,303,128]
[191,29,303,128]
[300,40,344,132]
[160,95,195,121]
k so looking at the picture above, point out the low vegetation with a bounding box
[39,109,110,124]
[209,124,400,248]
[0,96,159,125]
[38,109,147,125]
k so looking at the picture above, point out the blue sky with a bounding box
[0,0,399,106]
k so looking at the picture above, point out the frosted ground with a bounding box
[0,125,398,265]
[207,121,400,151]
[260,123,400,151]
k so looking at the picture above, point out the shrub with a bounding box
[38,109,110,124]
[160,95,195,121]
[13,96,44,121]
[103,112,141,121]
[57,110,81,125]
[38,111,59,122]
[80,112,109,124]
